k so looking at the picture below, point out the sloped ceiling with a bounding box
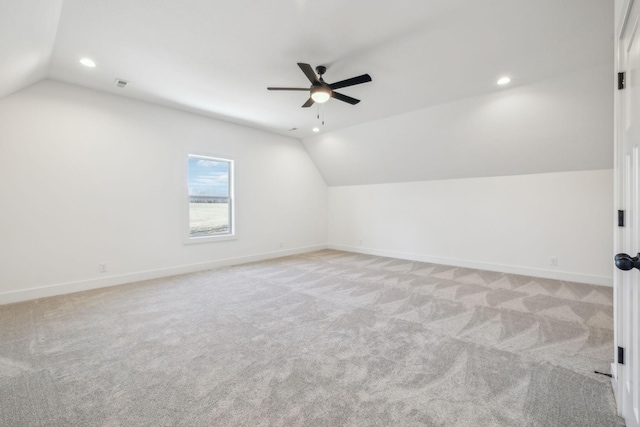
[0,0,63,99]
[303,64,614,186]
[1,0,613,141]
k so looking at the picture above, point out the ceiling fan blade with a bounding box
[332,92,360,105]
[267,87,309,91]
[329,74,372,90]
[298,63,319,84]
[301,98,315,108]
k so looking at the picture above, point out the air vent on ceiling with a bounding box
[114,78,128,88]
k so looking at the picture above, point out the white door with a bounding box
[614,1,640,425]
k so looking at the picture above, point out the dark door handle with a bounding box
[615,253,640,271]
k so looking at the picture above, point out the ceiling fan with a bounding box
[267,63,372,108]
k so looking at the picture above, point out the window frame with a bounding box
[184,152,236,244]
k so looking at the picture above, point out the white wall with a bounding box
[0,70,614,303]
[307,65,614,286]
[0,80,328,303]
[328,170,613,285]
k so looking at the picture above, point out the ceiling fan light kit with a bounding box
[268,63,372,108]
[310,86,331,103]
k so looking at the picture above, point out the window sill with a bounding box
[184,233,238,245]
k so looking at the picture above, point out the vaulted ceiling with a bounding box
[1,0,613,140]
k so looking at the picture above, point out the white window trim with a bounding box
[184,152,237,245]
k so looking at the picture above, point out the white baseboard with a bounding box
[3,243,611,306]
[328,244,613,287]
[0,244,327,306]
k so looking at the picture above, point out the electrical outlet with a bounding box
[550,257,558,267]
[279,241,283,248]
[359,239,363,245]
[99,262,108,273]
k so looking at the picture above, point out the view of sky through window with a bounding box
[188,157,229,197]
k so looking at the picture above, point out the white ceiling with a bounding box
[1,0,612,139]
[0,0,63,99]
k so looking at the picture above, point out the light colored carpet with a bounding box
[0,250,624,426]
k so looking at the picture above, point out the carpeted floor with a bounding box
[0,250,625,426]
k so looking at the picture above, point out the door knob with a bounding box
[615,253,640,271]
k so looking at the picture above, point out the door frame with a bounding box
[614,1,638,425]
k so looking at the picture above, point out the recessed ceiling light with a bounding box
[497,76,511,86]
[80,58,96,68]
[312,127,320,133]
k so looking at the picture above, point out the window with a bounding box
[187,154,234,241]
